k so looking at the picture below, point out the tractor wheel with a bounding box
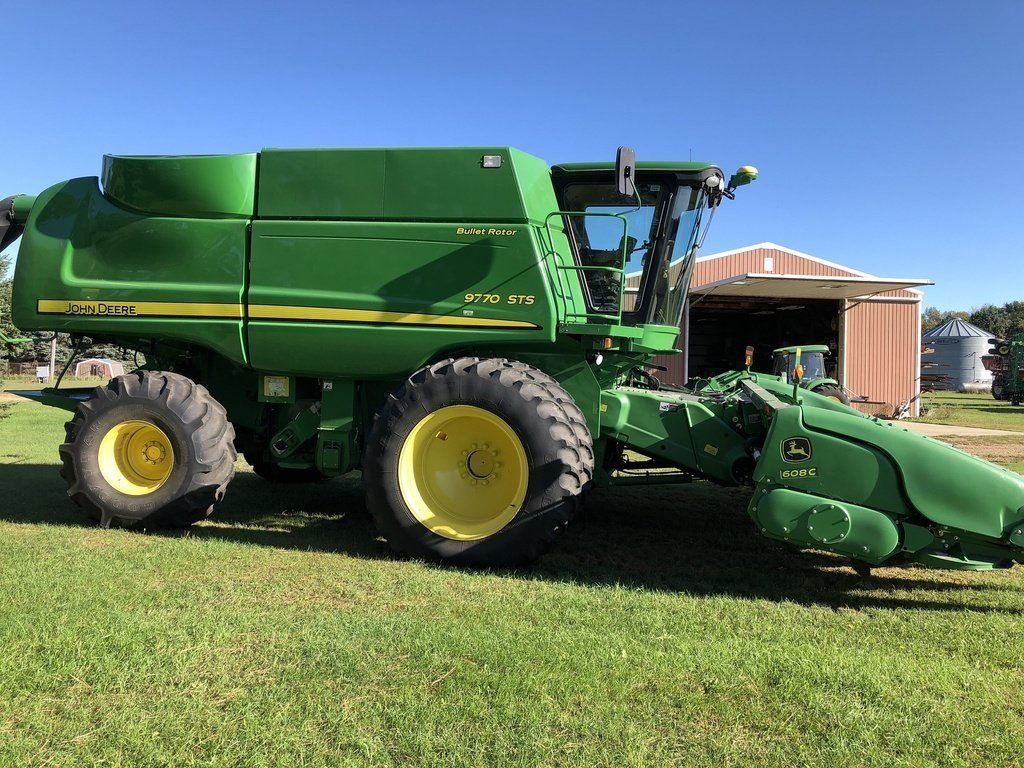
[364,357,592,567]
[245,454,324,483]
[504,360,595,491]
[813,384,850,406]
[59,371,236,529]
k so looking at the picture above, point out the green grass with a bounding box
[2,403,1024,767]
[1,375,106,393]
[912,391,1024,432]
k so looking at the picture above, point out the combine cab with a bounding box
[4,147,1023,571]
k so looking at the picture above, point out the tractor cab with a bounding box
[772,345,831,384]
[771,345,850,404]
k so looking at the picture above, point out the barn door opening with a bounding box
[684,296,841,381]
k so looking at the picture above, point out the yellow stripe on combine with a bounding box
[248,304,538,329]
[36,299,243,318]
[36,299,538,329]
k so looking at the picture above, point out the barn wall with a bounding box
[692,246,919,300]
[695,245,857,281]
[843,299,921,417]
[641,245,922,416]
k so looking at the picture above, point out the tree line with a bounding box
[922,301,1024,339]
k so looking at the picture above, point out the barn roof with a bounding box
[625,242,931,299]
[691,272,932,300]
[922,318,992,339]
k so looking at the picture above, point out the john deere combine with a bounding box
[3,146,1023,570]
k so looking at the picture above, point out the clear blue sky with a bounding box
[5,1,1022,310]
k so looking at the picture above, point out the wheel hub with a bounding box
[466,446,498,479]
[398,406,529,541]
[142,440,167,465]
[98,420,175,496]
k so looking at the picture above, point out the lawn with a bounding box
[1,402,1024,767]
[912,390,1024,433]
[0,375,106,394]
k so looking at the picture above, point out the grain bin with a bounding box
[921,318,993,391]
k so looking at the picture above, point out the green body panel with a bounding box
[247,219,556,377]
[101,154,256,218]
[743,376,1024,566]
[257,147,557,223]
[801,405,1024,538]
[11,177,248,365]
[751,488,901,565]
[599,387,749,484]
[317,380,358,475]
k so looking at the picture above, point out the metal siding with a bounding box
[646,246,922,417]
[844,300,920,416]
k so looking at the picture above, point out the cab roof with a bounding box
[774,344,831,355]
[552,160,717,173]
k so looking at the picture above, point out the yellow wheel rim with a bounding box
[98,420,175,496]
[398,405,529,541]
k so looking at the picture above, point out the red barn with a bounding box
[628,243,931,417]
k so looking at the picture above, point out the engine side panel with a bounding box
[246,220,556,377]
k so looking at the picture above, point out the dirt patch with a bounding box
[940,435,1024,465]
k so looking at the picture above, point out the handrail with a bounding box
[542,209,630,326]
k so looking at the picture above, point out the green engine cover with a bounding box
[101,153,256,218]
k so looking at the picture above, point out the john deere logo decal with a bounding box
[782,437,812,463]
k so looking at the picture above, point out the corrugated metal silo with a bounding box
[921,318,993,391]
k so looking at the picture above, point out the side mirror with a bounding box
[616,146,636,197]
[728,165,758,190]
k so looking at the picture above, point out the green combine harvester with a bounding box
[2,146,1023,570]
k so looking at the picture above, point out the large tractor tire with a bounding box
[59,371,236,529]
[504,360,595,491]
[812,384,851,406]
[992,375,1006,401]
[364,357,592,567]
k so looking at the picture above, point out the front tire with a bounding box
[813,384,851,406]
[59,371,236,529]
[364,357,592,567]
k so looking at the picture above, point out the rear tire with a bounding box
[364,357,592,567]
[813,384,851,406]
[59,371,236,529]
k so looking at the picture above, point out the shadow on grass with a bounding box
[0,462,1018,614]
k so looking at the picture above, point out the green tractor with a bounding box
[2,146,1023,571]
[770,345,850,405]
[986,335,1024,406]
